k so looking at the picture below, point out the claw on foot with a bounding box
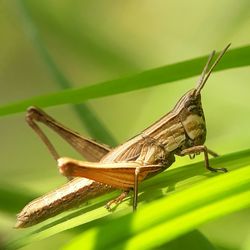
[207,166,228,173]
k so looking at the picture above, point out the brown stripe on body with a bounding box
[153,121,186,152]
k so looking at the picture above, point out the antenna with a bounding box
[195,43,231,96]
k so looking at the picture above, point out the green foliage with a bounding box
[0,45,250,117]
[6,150,250,249]
[17,0,116,146]
[1,1,250,250]
[62,166,249,250]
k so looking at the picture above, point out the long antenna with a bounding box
[195,43,231,96]
[196,50,215,90]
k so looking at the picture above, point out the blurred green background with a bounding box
[0,0,249,249]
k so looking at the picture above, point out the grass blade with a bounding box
[0,44,249,117]
[63,165,250,250]
[6,149,250,249]
[0,185,36,214]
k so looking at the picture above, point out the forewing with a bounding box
[101,136,145,163]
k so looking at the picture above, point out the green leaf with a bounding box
[6,149,250,250]
[23,1,140,73]
[64,230,217,250]
[0,184,36,214]
[155,230,217,250]
[63,161,250,250]
[0,44,250,117]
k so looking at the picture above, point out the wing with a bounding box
[100,135,145,163]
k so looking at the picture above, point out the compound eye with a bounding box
[188,105,197,112]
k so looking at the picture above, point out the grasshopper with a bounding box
[15,44,230,228]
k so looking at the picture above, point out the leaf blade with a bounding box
[63,165,250,250]
[6,149,250,249]
[0,45,249,117]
